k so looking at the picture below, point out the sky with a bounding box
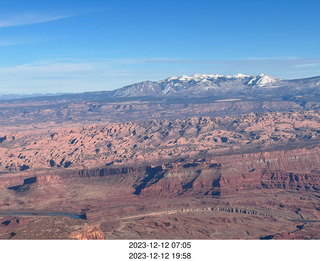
[0,0,320,94]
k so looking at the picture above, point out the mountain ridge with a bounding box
[1,74,320,102]
[112,73,320,100]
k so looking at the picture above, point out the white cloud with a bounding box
[0,40,26,46]
[0,13,75,28]
[291,63,320,68]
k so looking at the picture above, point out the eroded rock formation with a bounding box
[1,110,320,239]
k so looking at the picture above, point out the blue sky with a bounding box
[0,0,320,94]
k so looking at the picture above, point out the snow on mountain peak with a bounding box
[164,74,225,82]
[164,73,279,87]
[193,74,225,80]
[256,74,278,86]
[233,73,250,79]
[166,76,179,81]
[179,75,192,81]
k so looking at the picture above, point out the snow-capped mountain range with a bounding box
[165,73,279,87]
[1,73,319,102]
[111,73,320,100]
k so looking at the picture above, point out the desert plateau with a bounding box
[1,74,320,239]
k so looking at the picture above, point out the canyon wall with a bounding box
[3,146,320,198]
